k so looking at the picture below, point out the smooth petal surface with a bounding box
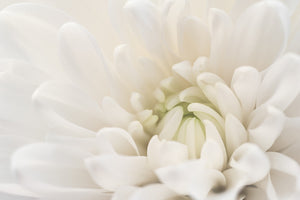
[11,143,110,200]
[147,135,188,169]
[248,106,285,151]
[231,1,289,71]
[230,143,270,185]
[256,53,300,111]
[225,114,247,156]
[156,160,226,199]
[85,155,156,191]
[33,81,105,132]
[0,3,71,77]
[178,16,210,61]
[231,66,261,117]
[59,22,111,101]
[97,127,139,156]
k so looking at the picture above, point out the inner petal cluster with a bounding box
[139,59,229,159]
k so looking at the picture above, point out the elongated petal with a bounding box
[178,16,210,61]
[85,155,156,191]
[248,106,285,151]
[97,128,139,156]
[225,114,247,156]
[59,22,112,101]
[0,3,70,77]
[231,1,288,71]
[33,81,105,132]
[11,144,110,200]
[231,66,261,117]
[256,53,300,111]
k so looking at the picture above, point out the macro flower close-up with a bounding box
[1,0,300,199]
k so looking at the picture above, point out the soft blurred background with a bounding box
[0,0,120,58]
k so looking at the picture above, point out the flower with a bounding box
[1,0,300,200]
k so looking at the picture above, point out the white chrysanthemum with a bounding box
[1,0,300,200]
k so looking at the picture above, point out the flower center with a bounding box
[139,60,226,159]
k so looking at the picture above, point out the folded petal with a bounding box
[230,143,270,185]
[156,160,226,199]
[248,106,285,151]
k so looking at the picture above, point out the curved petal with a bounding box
[256,53,300,111]
[97,127,139,156]
[156,160,226,199]
[147,135,188,169]
[11,144,109,200]
[59,22,112,101]
[231,1,289,71]
[85,155,156,191]
[225,114,247,156]
[231,66,261,117]
[32,81,105,132]
[178,16,210,61]
[248,106,285,151]
[230,143,270,185]
[0,3,71,77]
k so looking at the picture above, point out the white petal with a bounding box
[215,82,242,120]
[208,8,234,83]
[232,1,288,71]
[271,117,300,151]
[101,96,135,129]
[203,120,227,170]
[248,106,285,151]
[201,139,224,171]
[230,143,270,184]
[178,16,210,61]
[0,61,48,139]
[129,184,179,200]
[157,106,183,140]
[11,144,109,200]
[124,0,168,63]
[0,3,71,77]
[32,81,105,132]
[225,114,247,156]
[231,0,261,19]
[85,155,156,191]
[264,152,300,199]
[111,186,136,200]
[0,135,34,183]
[59,22,112,101]
[0,184,38,199]
[156,160,226,199]
[97,128,139,156]
[285,94,300,117]
[147,135,188,169]
[128,121,150,156]
[231,66,261,117]
[256,53,300,111]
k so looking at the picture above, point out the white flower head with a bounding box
[1,0,300,200]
